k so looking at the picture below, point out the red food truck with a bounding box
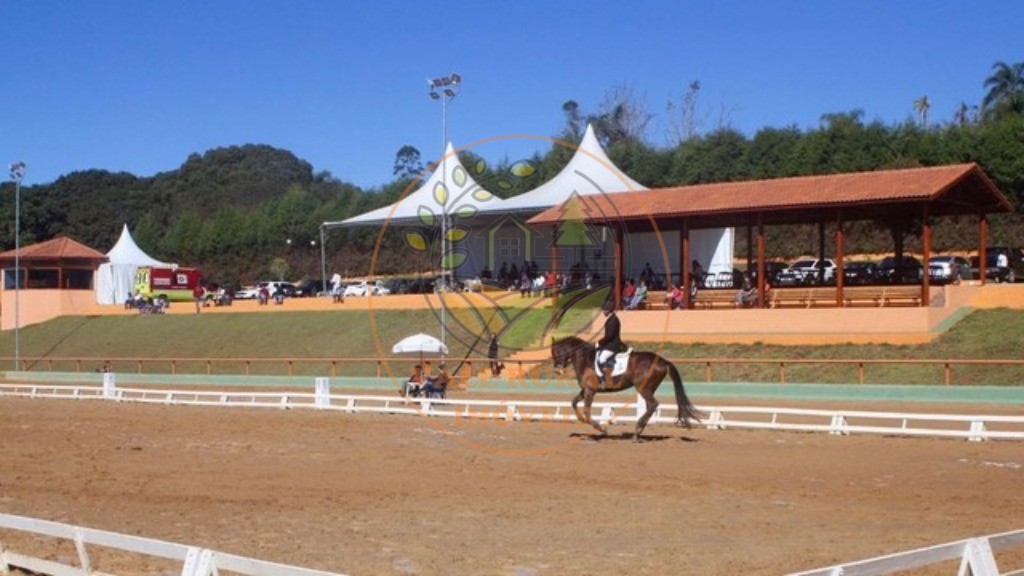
[133,267,202,302]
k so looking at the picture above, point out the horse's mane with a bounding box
[553,336,594,352]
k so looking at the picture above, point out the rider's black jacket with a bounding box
[598,312,625,353]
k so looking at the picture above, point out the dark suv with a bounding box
[973,246,1024,283]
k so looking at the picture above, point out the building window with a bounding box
[499,237,520,258]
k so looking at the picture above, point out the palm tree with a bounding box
[913,95,931,127]
[982,60,1024,117]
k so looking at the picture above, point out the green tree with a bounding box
[913,95,931,128]
[983,60,1024,119]
[393,145,424,180]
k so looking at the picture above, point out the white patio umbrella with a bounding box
[392,333,448,364]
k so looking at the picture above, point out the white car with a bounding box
[778,258,836,285]
[343,280,390,297]
[235,281,295,300]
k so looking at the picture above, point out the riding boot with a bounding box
[601,366,614,391]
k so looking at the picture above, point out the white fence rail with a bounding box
[2,378,1024,442]
[791,528,1024,575]
[0,513,345,576]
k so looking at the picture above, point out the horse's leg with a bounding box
[582,386,605,435]
[571,389,587,423]
[634,384,660,442]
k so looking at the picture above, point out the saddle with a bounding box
[595,348,632,380]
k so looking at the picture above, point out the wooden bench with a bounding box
[635,292,670,310]
[769,287,839,308]
[842,285,926,307]
[692,289,741,309]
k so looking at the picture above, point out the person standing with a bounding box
[193,283,205,314]
[596,300,625,388]
[488,335,502,376]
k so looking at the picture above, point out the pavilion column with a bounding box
[550,226,560,317]
[817,221,826,285]
[921,204,931,306]
[978,213,988,287]
[835,211,845,306]
[756,214,766,307]
[614,225,624,310]
[681,219,692,309]
[746,221,754,273]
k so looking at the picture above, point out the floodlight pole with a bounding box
[8,161,25,372]
[428,73,460,363]
[319,224,327,295]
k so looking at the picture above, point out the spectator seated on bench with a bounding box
[402,364,425,398]
[664,284,684,310]
[626,280,649,310]
[421,365,450,399]
[621,279,637,309]
[735,274,758,308]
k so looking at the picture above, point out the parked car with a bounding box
[775,258,836,286]
[234,285,259,300]
[877,256,924,284]
[343,280,390,297]
[972,246,1024,283]
[235,281,297,300]
[928,256,972,285]
[295,278,325,297]
[842,261,879,285]
[755,261,789,286]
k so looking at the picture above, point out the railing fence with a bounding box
[3,377,1024,442]
[0,513,345,576]
[790,528,1024,575]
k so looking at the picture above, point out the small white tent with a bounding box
[95,224,174,305]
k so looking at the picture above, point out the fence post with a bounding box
[945,362,951,386]
[780,362,786,384]
[858,362,864,384]
[705,361,711,383]
[102,372,117,399]
[314,377,331,409]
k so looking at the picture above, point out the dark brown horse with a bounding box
[551,336,702,441]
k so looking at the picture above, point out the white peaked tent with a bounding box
[480,124,734,277]
[329,143,503,228]
[95,224,174,305]
[495,124,647,214]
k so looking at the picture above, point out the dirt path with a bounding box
[1,397,1022,575]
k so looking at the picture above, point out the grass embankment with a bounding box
[2,307,1022,385]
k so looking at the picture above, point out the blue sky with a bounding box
[2,0,1021,187]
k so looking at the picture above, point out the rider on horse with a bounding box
[596,300,625,388]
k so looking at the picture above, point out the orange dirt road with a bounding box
[1,397,1022,575]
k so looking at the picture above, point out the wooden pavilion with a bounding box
[527,163,1014,308]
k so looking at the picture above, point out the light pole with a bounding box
[319,224,327,295]
[8,161,25,372]
[427,73,460,363]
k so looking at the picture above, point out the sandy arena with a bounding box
[1,396,1022,575]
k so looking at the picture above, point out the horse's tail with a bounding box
[667,360,702,428]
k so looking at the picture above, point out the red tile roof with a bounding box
[527,163,1013,227]
[0,236,108,262]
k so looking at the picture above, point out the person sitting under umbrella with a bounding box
[404,364,425,397]
[422,363,450,399]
